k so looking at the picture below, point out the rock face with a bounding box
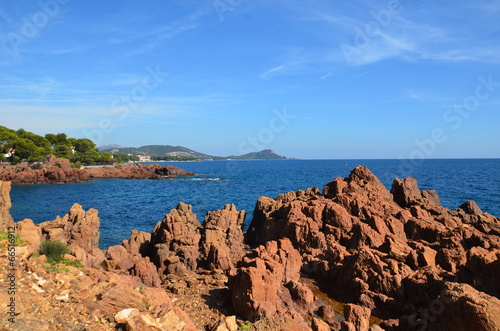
[0,155,195,184]
[149,202,202,277]
[200,204,246,272]
[0,181,14,232]
[39,203,100,253]
[245,165,500,327]
[229,238,314,323]
[424,282,500,331]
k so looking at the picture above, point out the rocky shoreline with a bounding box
[0,155,196,184]
[1,166,500,330]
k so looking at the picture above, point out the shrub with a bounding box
[71,161,82,169]
[61,259,84,268]
[239,321,252,331]
[40,240,70,264]
[0,232,25,247]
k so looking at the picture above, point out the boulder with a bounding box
[391,177,423,208]
[341,304,371,331]
[458,200,483,215]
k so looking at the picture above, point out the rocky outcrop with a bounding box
[229,238,314,323]
[149,202,202,278]
[6,164,500,330]
[200,204,246,272]
[0,155,92,184]
[0,155,195,184]
[86,162,195,180]
[39,203,100,253]
[0,181,14,232]
[245,165,500,326]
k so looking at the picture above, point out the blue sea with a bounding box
[9,159,500,249]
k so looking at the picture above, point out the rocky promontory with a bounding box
[1,166,500,330]
[0,155,195,184]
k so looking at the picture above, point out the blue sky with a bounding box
[1,0,499,159]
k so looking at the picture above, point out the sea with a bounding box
[9,159,500,249]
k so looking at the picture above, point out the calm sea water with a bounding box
[9,159,500,249]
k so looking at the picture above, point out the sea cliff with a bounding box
[1,166,500,330]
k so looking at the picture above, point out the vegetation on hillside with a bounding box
[0,126,117,165]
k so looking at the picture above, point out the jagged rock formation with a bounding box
[149,202,203,278]
[200,204,246,272]
[5,165,500,330]
[39,203,100,252]
[245,165,500,329]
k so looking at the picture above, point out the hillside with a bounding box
[227,149,288,160]
[102,145,289,160]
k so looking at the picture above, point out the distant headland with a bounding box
[0,125,292,165]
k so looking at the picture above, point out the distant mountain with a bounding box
[227,149,288,160]
[101,145,289,160]
[103,145,220,160]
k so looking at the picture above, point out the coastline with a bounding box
[2,165,500,330]
[0,155,196,185]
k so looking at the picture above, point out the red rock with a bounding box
[458,200,483,215]
[87,163,195,180]
[200,204,246,271]
[425,282,500,331]
[150,202,201,277]
[391,177,423,208]
[39,203,100,253]
[105,245,135,271]
[317,305,335,323]
[123,229,151,256]
[0,156,91,184]
[0,156,194,184]
[130,256,161,287]
[342,304,371,331]
[229,238,310,323]
[0,181,14,232]
[16,218,42,250]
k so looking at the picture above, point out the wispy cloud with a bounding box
[120,9,209,57]
[261,1,500,74]
[260,65,287,79]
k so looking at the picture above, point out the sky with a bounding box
[1,0,499,159]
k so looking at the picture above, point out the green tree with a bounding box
[81,149,100,164]
[7,138,37,161]
[98,152,113,163]
[74,138,96,154]
[45,133,68,146]
[54,144,72,159]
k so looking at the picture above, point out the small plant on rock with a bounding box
[239,321,252,331]
[40,240,71,264]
